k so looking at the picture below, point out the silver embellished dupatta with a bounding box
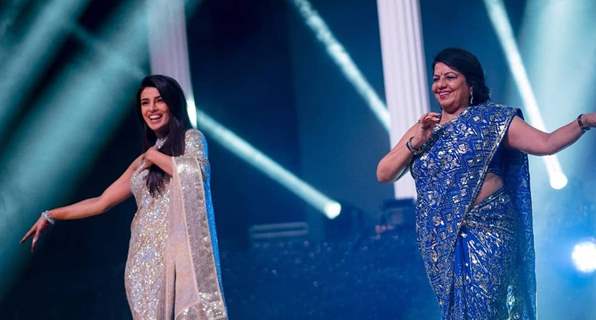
[164,130,227,320]
[411,103,536,319]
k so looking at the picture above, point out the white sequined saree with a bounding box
[126,129,227,320]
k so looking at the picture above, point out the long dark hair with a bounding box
[136,74,192,196]
[432,48,490,105]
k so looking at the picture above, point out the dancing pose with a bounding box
[377,48,595,319]
[22,75,228,320]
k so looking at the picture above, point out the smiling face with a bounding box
[140,87,171,137]
[432,62,471,114]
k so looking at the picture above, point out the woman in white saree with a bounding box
[21,75,227,320]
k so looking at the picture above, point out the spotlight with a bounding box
[571,239,596,274]
[550,173,568,190]
[324,202,342,219]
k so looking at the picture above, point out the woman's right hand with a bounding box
[20,217,51,253]
[411,112,441,148]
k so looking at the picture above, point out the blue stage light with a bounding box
[290,0,390,131]
[571,239,596,274]
[0,0,90,139]
[483,0,567,190]
[192,104,342,219]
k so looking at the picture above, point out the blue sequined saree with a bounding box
[411,103,536,319]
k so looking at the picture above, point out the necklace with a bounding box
[155,136,167,149]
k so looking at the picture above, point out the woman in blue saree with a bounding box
[377,48,595,319]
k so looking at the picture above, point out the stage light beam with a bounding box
[189,102,342,219]
[483,0,568,190]
[0,0,90,138]
[0,0,149,299]
[290,0,390,131]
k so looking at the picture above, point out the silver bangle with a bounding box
[577,114,590,132]
[41,210,55,225]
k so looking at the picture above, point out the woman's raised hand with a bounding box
[134,151,152,172]
[411,112,441,148]
[20,216,51,253]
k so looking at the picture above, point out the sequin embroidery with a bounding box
[410,103,536,320]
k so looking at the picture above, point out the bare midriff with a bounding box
[473,172,504,205]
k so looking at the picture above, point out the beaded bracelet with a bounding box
[406,137,423,155]
[41,210,55,225]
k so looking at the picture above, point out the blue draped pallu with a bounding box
[411,103,536,319]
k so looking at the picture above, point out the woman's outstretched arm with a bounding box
[20,155,143,251]
[506,113,596,156]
